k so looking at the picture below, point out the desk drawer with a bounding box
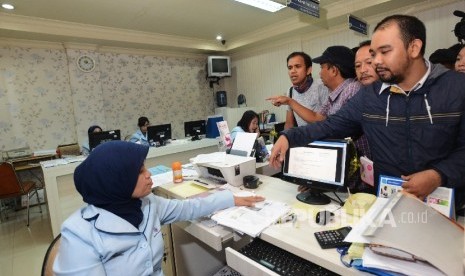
[175,220,234,251]
[226,247,279,276]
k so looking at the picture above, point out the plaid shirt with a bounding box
[320,78,372,192]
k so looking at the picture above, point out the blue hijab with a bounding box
[74,141,149,228]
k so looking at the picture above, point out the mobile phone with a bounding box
[314,226,352,249]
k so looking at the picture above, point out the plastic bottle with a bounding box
[172,161,183,183]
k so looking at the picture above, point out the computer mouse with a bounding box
[315,210,335,226]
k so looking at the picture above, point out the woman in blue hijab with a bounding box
[54,141,263,276]
[80,125,103,156]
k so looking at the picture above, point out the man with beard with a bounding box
[266,52,328,129]
[270,14,465,211]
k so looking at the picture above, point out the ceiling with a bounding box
[0,0,460,54]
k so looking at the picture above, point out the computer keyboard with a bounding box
[238,238,339,276]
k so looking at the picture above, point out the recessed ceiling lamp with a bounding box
[1,3,15,10]
[216,35,223,41]
[234,0,285,12]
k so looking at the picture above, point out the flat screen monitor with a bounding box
[89,130,121,152]
[207,56,231,78]
[282,140,351,205]
[147,124,172,146]
[184,120,206,141]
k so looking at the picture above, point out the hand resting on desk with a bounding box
[234,195,265,207]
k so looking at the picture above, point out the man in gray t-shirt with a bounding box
[267,52,328,129]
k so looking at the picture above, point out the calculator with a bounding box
[314,226,352,249]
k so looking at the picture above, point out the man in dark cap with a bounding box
[313,45,362,116]
[429,48,456,69]
[314,45,371,192]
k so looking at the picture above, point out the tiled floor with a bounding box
[0,204,53,276]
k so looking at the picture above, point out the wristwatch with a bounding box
[76,55,95,72]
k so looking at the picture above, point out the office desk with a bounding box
[155,175,362,276]
[9,154,55,186]
[42,138,218,237]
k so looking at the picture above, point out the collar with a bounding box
[81,198,150,233]
[328,78,355,102]
[379,59,431,95]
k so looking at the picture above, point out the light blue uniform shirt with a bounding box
[54,190,234,276]
[129,129,150,146]
[230,126,245,141]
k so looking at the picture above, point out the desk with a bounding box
[155,175,362,276]
[9,154,55,186]
[42,138,218,238]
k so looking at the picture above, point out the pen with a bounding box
[194,179,210,186]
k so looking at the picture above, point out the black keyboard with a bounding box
[238,239,339,276]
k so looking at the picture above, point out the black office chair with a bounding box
[41,234,61,276]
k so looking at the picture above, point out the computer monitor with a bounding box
[89,130,121,152]
[184,120,206,141]
[147,124,172,146]
[281,140,351,205]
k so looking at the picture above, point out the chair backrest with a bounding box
[41,234,61,276]
[0,162,24,198]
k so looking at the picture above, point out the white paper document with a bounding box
[231,132,257,157]
[211,200,290,237]
[288,147,338,182]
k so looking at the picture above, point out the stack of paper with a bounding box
[211,200,290,237]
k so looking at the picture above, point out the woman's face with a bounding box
[140,121,149,133]
[455,47,465,73]
[248,117,259,133]
[132,165,153,198]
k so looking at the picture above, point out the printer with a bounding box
[194,154,256,187]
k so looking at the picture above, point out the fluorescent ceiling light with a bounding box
[2,3,15,10]
[234,0,286,12]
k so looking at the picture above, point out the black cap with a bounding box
[313,46,356,78]
[429,48,456,64]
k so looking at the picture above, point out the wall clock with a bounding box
[77,55,95,72]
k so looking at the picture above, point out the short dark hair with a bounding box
[358,40,371,48]
[237,110,259,132]
[287,52,312,69]
[137,116,149,127]
[374,15,426,56]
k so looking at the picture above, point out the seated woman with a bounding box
[230,110,268,161]
[230,110,260,141]
[53,141,263,275]
[81,125,102,156]
[129,116,150,146]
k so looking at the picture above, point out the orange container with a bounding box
[172,161,183,183]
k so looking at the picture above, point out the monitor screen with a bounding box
[89,130,121,152]
[147,124,172,146]
[184,120,206,141]
[207,56,231,78]
[282,140,350,205]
